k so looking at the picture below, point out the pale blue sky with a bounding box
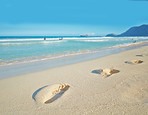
[0,0,148,36]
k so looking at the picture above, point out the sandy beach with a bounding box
[0,45,148,115]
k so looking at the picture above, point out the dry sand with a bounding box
[0,46,148,115]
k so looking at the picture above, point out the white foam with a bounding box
[79,40,108,42]
[0,38,42,42]
[112,41,145,48]
[0,38,60,42]
[0,40,64,46]
[41,40,64,44]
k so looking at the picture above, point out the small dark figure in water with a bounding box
[133,40,136,43]
[44,37,46,40]
[59,37,63,40]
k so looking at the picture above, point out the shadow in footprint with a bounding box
[125,61,134,64]
[45,86,69,104]
[111,69,120,74]
[136,54,143,57]
[92,69,103,74]
[92,69,120,77]
[32,85,48,100]
[125,60,143,65]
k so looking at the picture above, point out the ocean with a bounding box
[0,36,148,66]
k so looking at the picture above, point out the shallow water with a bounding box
[0,36,148,65]
[0,42,148,79]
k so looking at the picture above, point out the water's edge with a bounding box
[0,42,148,80]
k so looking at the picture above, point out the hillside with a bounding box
[106,24,148,37]
[119,24,148,37]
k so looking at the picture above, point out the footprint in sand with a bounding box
[136,54,144,57]
[92,68,120,78]
[32,83,70,104]
[136,53,148,57]
[125,60,143,65]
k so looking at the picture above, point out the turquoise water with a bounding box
[0,36,148,64]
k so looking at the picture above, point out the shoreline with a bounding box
[0,39,148,66]
[0,43,148,114]
[0,41,148,79]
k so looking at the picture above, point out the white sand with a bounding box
[0,46,148,115]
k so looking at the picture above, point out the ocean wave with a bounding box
[77,39,108,42]
[113,41,145,48]
[0,51,90,66]
[0,40,64,46]
[0,37,101,41]
[0,38,59,42]
[41,40,64,44]
[0,38,43,42]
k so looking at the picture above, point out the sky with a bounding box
[0,0,148,36]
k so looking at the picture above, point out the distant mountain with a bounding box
[118,24,148,37]
[105,24,148,37]
[106,33,118,37]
